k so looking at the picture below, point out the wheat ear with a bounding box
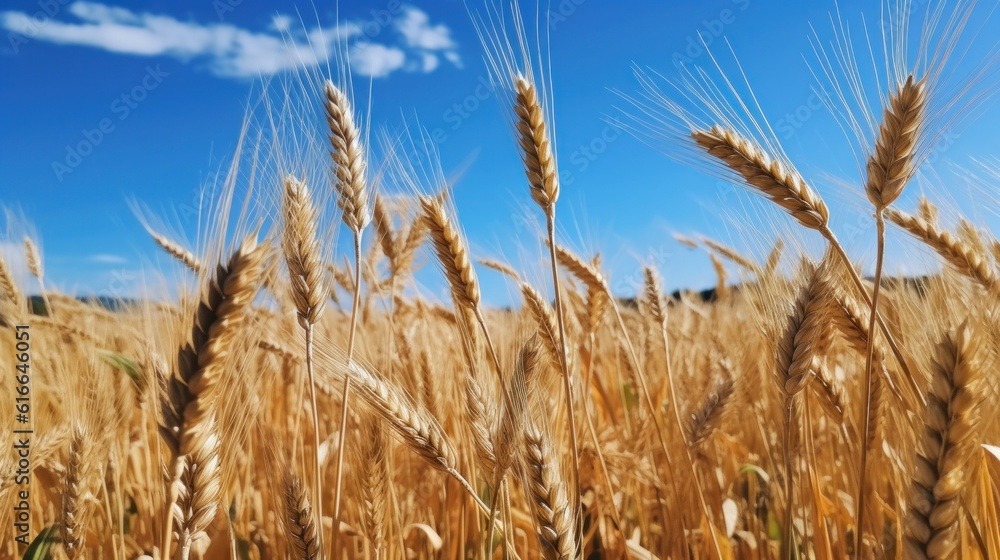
[420,195,480,310]
[885,208,999,293]
[150,230,201,272]
[284,473,321,560]
[324,80,370,234]
[335,359,500,525]
[419,194,516,418]
[702,237,762,276]
[160,236,264,560]
[354,419,387,559]
[904,322,983,559]
[372,193,396,264]
[764,238,785,278]
[692,126,829,230]
[864,75,926,210]
[520,282,562,369]
[479,259,521,281]
[486,340,536,555]
[917,196,939,227]
[61,427,87,560]
[521,419,578,560]
[709,253,730,302]
[689,378,735,448]
[0,253,22,307]
[514,75,559,211]
[465,374,497,476]
[775,263,825,557]
[24,236,53,316]
[282,176,327,328]
[0,254,22,326]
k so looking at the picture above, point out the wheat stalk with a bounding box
[325,80,373,558]
[857,75,926,549]
[281,174,328,557]
[644,265,725,558]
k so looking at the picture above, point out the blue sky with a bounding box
[2,1,1000,305]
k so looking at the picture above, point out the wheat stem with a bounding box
[331,232,363,557]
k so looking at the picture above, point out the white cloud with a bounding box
[0,2,459,79]
[269,14,293,33]
[0,241,29,292]
[395,6,461,68]
[396,6,456,51]
[420,53,439,72]
[350,43,406,78]
[89,254,127,264]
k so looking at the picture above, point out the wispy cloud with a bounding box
[88,253,127,264]
[0,241,32,294]
[0,2,461,79]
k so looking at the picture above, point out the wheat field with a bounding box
[3,1,1000,559]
